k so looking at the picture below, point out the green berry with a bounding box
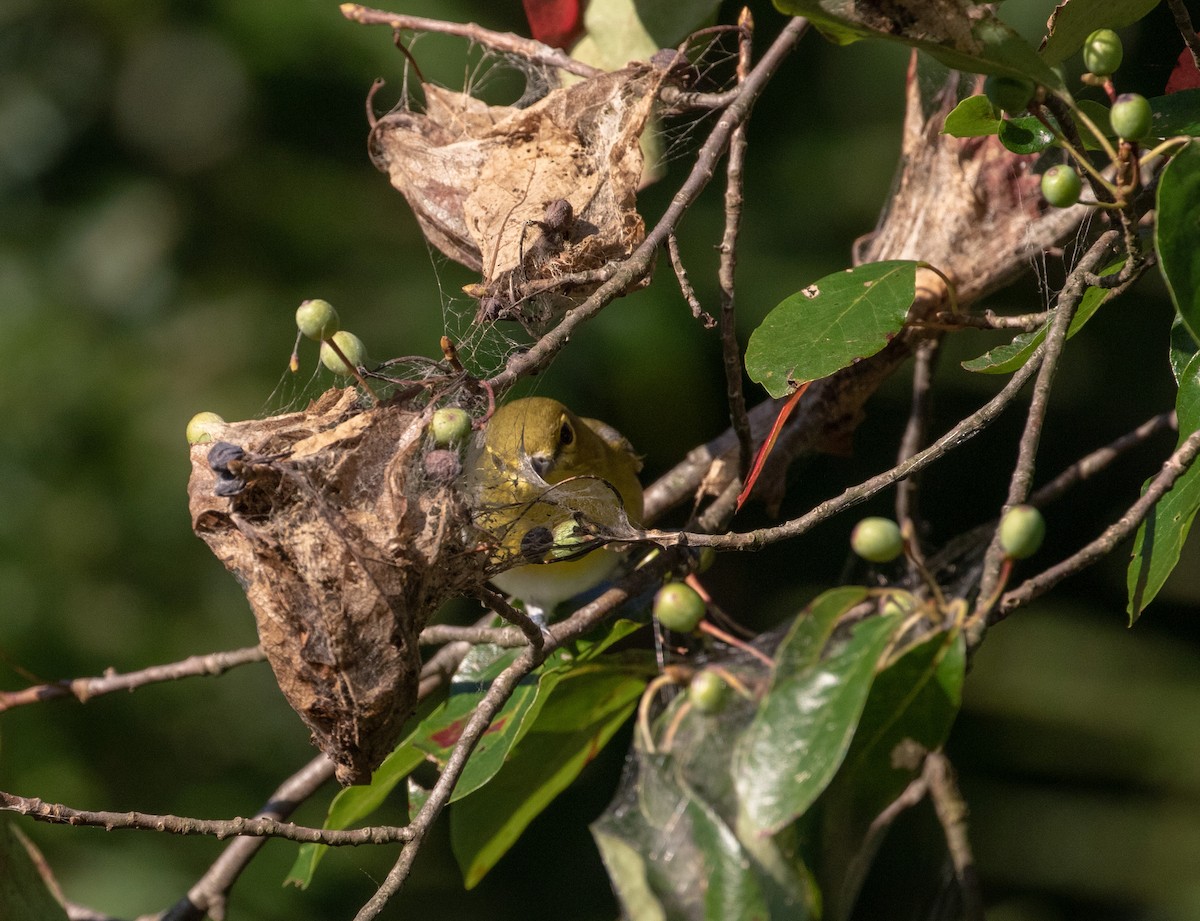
[653,581,706,633]
[296,298,340,341]
[688,670,729,714]
[1082,29,1123,77]
[186,411,226,445]
[999,505,1045,560]
[548,518,587,561]
[1041,165,1082,208]
[429,407,472,447]
[1110,93,1152,141]
[319,330,367,376]
[850,517,904,563]
[984,74,1035,115]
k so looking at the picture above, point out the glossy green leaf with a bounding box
[746,262,917,398]
[593,750,789,921]
[0,819,69,921]
[1150,90,1200,138]
[818,625,965,917]
[772,586,869,683]
[1128,350,1200,619]
[733,612,903,833]
[1156,141,1200,342]
[287,741,425,887]
[998,116,1056,154]
[771,0,1061,87]
[942,95,1001,137]
[962,256,1125,373]
[416,617,645,802]
[1170,316,1199,385]
[944,98,1112,151]
[452,661,650,887]
[1041,0,1161,66]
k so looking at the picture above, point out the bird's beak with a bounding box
[530,453,553,479]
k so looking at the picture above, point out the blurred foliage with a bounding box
[0,1,1198,919]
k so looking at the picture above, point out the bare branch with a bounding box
[486,16,811,391]
[924,752,984,921]
[642,340,1044,551]
[716,8,755,481]
[339,4,600,79]
[0,647,266,713]
[666,232,713,327]
[995,427,1200,618]
[1166,0,1200,73]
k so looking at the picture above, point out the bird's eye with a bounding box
[559,419,574,446]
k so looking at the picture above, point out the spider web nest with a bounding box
[188,387,486,785]
[183,38,737,784]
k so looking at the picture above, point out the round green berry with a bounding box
[999,505,1045,560]
[984,74,1035,115]
[186,411,226,445]
[1041,165,1082,208]
[850,517,904,564]
[296,298,340,341]
[429,407,472,447]
[1082,29,1123,77]
[688,670,729,715]
[548,518,587,561]
[653,581,706,633]
[1110,93,1152,141]
[319,330,367,376]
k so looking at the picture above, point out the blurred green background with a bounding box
[1,1,1198,919]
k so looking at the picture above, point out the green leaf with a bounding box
[1150,90,1200,138]
[0,818,69,921]
[1170,315,1199,385]
[818,624,965,917]
[962,256,1125,373]
[286,741,425,887]
[1041,0,1161,67]
[1127,350,1200,619]
[942,95,1001,138]
[771,0,1062,88]
[998,116,1056,154]
[771,586,869,683]
[1156,141,1200,341]
[943,97,1113,151]
[746,262,917,398]
[414,618,644,803]
[451,661,650,887]
[593,751,784,921]
[733,611,903,833]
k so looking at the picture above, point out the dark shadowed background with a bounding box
[2,1,1198,919]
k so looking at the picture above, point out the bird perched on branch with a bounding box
[468,396,643,617]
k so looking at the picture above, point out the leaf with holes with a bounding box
[746,261,917,398]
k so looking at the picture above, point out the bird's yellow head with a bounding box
[468,396,643,612]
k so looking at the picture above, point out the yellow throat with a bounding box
[467,397,643,613]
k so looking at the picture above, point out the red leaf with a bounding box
[1166,41,1200,94]
[523,0,585,50]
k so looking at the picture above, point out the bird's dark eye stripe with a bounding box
[559,420,574,445]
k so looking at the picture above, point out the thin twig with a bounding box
[162,756,336,921]
[418,623,526,647]
[975,231,1120,604]
[995,427,1200,619]
[0,647,267,713]
[1028,411,1175,507]
[486,16,810,392]
[667,231,714,327]
[1166,0,1200,84]
[924,751,985,921]
[920,309,1052,331]
[640,341,1045,551]
[339,4,601,80]
[716,8,755,482]
[896,337,940,563]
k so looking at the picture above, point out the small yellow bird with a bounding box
[467,397,643,615]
